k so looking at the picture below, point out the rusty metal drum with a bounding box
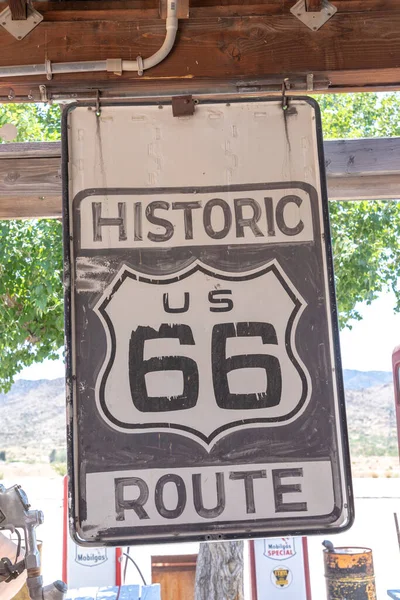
[323,546,376,600]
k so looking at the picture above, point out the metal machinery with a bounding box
[0,484,67,600]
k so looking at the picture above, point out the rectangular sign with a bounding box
[252,537,312,599]
[63,97,353,545]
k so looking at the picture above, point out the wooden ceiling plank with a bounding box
[0,196,61,219]
[305,0,323,12]
[160,0,190,19]
[0,141,61,158]
[8,0,27,20]
[0,4,400,93]
[32,0,400,18]
[0,12,400,78]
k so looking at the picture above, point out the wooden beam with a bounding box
[324,137,400,177]
[160,0,190,19]
[327,174,400,202]
[0,142,61,218]
[1,2,400,94]
[1,137,400,218]
[8,0,27,20]
[305,0,323,12]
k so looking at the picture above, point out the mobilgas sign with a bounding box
[63,98,353,545]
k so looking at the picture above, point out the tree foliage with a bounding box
[0,219,63,391]
[318,94,400,328]
[1,94,400,390]
[0,103,61,142]
[0,104,63,391]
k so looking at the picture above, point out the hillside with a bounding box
[342,369,393,390]
[345,383,398,457]
[0,371,397,466]
[0,378,66,462]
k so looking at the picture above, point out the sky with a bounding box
[339,292,400,372]
[15,291,400,381]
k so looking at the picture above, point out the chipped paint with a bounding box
[324,548,377,600]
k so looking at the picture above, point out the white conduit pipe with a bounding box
[0,0,178,79]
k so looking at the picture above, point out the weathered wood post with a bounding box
[195,541,244,600]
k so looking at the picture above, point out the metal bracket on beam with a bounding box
[236,75,330,93]
[172,95,195,117]
[9,0,27,20]
[0,3,43,40]
[160,0,189,19]
[290,0,337,31]
[39,84,48,103]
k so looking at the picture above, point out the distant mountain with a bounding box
[343,369,393,390]
[0,372,396,462]
[0,378,65,462]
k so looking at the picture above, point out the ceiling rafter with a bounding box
[8,0,27,20]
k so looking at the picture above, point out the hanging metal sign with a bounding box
[63,97,353,546]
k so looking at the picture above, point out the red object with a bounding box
[302,537,312,600]
[249,538,312,600]
[392,346,400,457]
[62,475,122,586]
[115,548,123,587]
[249,540,258,600]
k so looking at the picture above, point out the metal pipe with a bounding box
[0,0,178,79]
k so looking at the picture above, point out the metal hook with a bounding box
[95,90,101,117]
[281,78,290,111]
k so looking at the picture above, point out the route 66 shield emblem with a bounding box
[95,260,311,446]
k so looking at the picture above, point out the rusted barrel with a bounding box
[323,546,376,600]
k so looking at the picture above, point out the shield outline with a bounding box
[94,259,312,448]
[74,546,108,568]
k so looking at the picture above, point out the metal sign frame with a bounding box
[63,96,354,546]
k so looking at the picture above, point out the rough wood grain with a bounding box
[160,0,190,19]
[0,196,61,218]
[30,0,400,19]
[324,137,400,176]
[0,156,61,196]
[0,142,61,158]
[327,174,400,201]
[305,0,322,11]
[8,0,27,20]
[0,8,400,93]
[195,542,243,600]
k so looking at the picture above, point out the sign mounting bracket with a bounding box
[290,0,337,31]
[172,95,195,117]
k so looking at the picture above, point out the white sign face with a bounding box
[64,98,353,545]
